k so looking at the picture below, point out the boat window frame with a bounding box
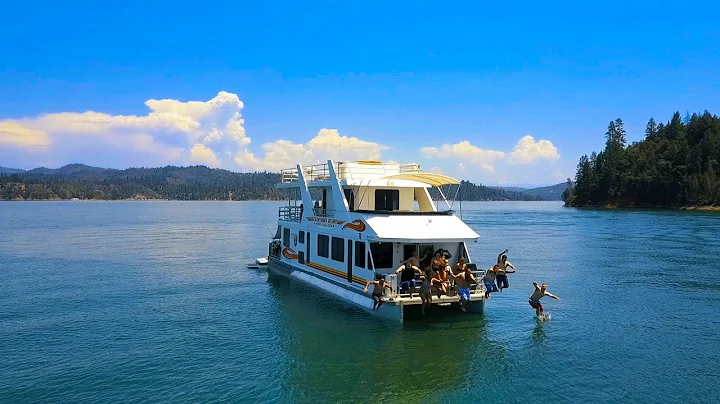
[374,189,400,211]
[331,236,345,262]
[317,234,329,258]
[299,231,305,244]
[283,228,290,247]
[369,242,394,269]
[354,241,366,268]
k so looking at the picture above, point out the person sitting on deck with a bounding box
[453,265,476,312]
[396,263,421,298]
[495,249,516,292]
[418,266,434,316]
[528,282,560,318]
[364,277,393,310]
[483,266,499,299]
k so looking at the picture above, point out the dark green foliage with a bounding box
[0,165,291,201]
[457,181,544,201]
[0,164,546,201]
[564,111,720,207]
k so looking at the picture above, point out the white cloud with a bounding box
[190,144,220,167]
[421,141,504,173]
[430,166,443,174]
[507,135,559,163]
[234,129,385,171]
[0,91,248,167]
[0,121,50,147]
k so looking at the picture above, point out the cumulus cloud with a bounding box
[0,91,248,167]
[507,135,559,163]
[234,129,385,171]
[421,141,504,173]
[190,144,220,167]
[0,121,50,147]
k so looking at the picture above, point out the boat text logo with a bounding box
[341,219,366,232]
[307,216,346,228]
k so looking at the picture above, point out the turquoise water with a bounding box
[1,201,719,403]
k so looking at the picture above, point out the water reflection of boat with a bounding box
[265,272,508,402]
[268,160,487,322]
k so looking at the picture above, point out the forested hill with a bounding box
[0,164,546,201]
[562,111,720,208]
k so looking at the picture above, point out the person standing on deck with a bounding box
[528,282,560,317]
[453,265,476,312]
[453,257,467,276]
[483,266,499,299]
[495,249,516,292]
[364,278,392,310]
[396,263,421,298]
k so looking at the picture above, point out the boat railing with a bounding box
[278,206,302,222]
[280,161,422,184]
[383,268,486,298]
[312,207,336,217]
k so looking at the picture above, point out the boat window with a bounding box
[283,228,290,247]
[299,231,305,244]
[274,225,281,240]
[331,237,344,262]
[354,241,366,268]
[344,188,355,211]
[374,189,399,211]
[369,242,393,269]
[318,234,329,258]
[367,252,373,270]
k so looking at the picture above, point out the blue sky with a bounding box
[1,1,719,186]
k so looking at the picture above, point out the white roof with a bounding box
[364,214,479,242]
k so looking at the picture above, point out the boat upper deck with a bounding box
[278,161,459,188]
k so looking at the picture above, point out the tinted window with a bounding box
[331,237,344,262]
[299,231,305,244]
[355,241,366,268]
[370,242,394,268]
[375,189,400,211]
[318,234,329,258]
[344,188,355,211]
[283,228,290,247]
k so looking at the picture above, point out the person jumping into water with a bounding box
[483,266,499,299]
[528,282,560,318]
[364,277,392,310]
[396,262,421,298]
[495,249,516,292]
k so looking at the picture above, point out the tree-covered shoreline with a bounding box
[0,164,547,202]
[562,111,720,208]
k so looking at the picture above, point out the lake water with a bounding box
[1,201,719,403]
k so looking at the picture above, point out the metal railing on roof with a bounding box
[279,161,421,183]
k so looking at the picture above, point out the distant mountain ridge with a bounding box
[503,182,572,201]
[1,164,559,201]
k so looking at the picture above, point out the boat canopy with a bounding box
[375,172,460,187]
[364,213,479,242]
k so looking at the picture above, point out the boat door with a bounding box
[347,239,353,283]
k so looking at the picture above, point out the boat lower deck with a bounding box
[385,291,484,306]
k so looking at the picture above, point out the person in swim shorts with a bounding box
[495,249,516,292]
[364,277,392,310]
[418,267,434,315]
[396,262,421,298]
[453,265,476,312]
[482,266,499,298]
[528,282,560,317]
[433,265,450,298]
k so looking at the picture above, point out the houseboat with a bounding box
[267,160,485,322]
